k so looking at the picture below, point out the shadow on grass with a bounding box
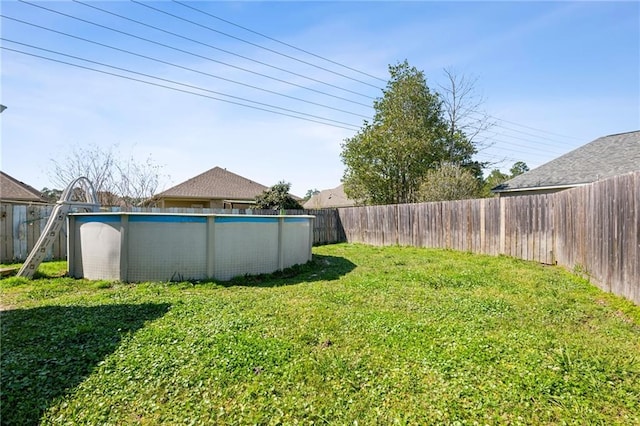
[0,303,170,426]
[223,254,357,287]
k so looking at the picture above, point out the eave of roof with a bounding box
[492,183,586,193]
[492,130,640,193]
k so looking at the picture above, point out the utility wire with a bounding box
[460,112,577,147]
[2,46,361,131]
[5,2,581,154]
[16,1,374,109]
[468,126,571,152]
[487,131,572,151]
[1,15,372,119]
[486,140,566,156]
[1,38,362,129]
[488,123,576,145]
[73,0,376,101]
[460,116,580,150]
[130,0,383,90]
[172,0,387,83]
[468,110,583,141]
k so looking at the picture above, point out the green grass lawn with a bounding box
[2,244,639,425]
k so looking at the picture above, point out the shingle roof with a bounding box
[0,171,46,202]
[493,130,640,193]
[303,184,357,209]
[154,167,268,199]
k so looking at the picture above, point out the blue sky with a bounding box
[1,1,638,197]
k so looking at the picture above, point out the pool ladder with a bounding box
[17,177,100,279]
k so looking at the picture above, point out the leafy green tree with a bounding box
[303,189,320,202]
[509,161,530,177]
[481,161,529,196]
[341,60,476,205]
[418,163,481,202]
[254,181,303,210]
[40,187,63,203]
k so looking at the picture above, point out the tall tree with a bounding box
[49,143,166,207]
[341,61,474,205]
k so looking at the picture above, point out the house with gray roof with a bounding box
[151,166,269,209]
[492,130,640,197]
[303,184,357,209]
[0,171,47,204]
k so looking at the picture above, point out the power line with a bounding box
[488,122,576,145]
[172,0,387,84]
[5,1,584,155]
[2,46,361,131]
[16,1,374,109]
[468,110,583,141]
[461,112,578,148]
[2,39,363,129]
[461,118,580,151]
[73,0,376,101]
[478,129,570,152]
[1,14,372,119]
[130,0,383,90]
[484,142,566,158]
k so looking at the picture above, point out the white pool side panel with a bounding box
[68,213,314,282]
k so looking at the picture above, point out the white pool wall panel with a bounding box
[71,216,122,281]
[282,218,314,268]
[126,216,208,282]
[213,217,280,280]
[68,213,314,282]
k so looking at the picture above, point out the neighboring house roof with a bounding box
[0,171,46,203]
[303,184,357,209]
[493,130,640,194]
[154,166,268,200]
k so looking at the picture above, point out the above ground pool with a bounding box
[68,213,314,282]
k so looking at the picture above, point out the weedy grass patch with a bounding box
[1,244,639,425]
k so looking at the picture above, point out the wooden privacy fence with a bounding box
[337,171,639,305]
[0,206,343,264]
[0,204,67,264]
[2,172,637,304]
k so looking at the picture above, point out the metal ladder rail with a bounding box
[16,176,99,278]
[17,203,71,278]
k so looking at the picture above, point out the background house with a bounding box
[492,130,640,197]
[0,171,47,204]
[303,184,357,209]
[150,166,268,209]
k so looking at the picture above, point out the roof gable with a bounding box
[155,167,268,200]
[303,184,357,208]
[494,130,640,193]
[0,171,46,202]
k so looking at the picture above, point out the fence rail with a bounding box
[1,172,637,304]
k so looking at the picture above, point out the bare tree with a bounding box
[114,155,165,206]
[438,68,495,155]
[49,143,167,207]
